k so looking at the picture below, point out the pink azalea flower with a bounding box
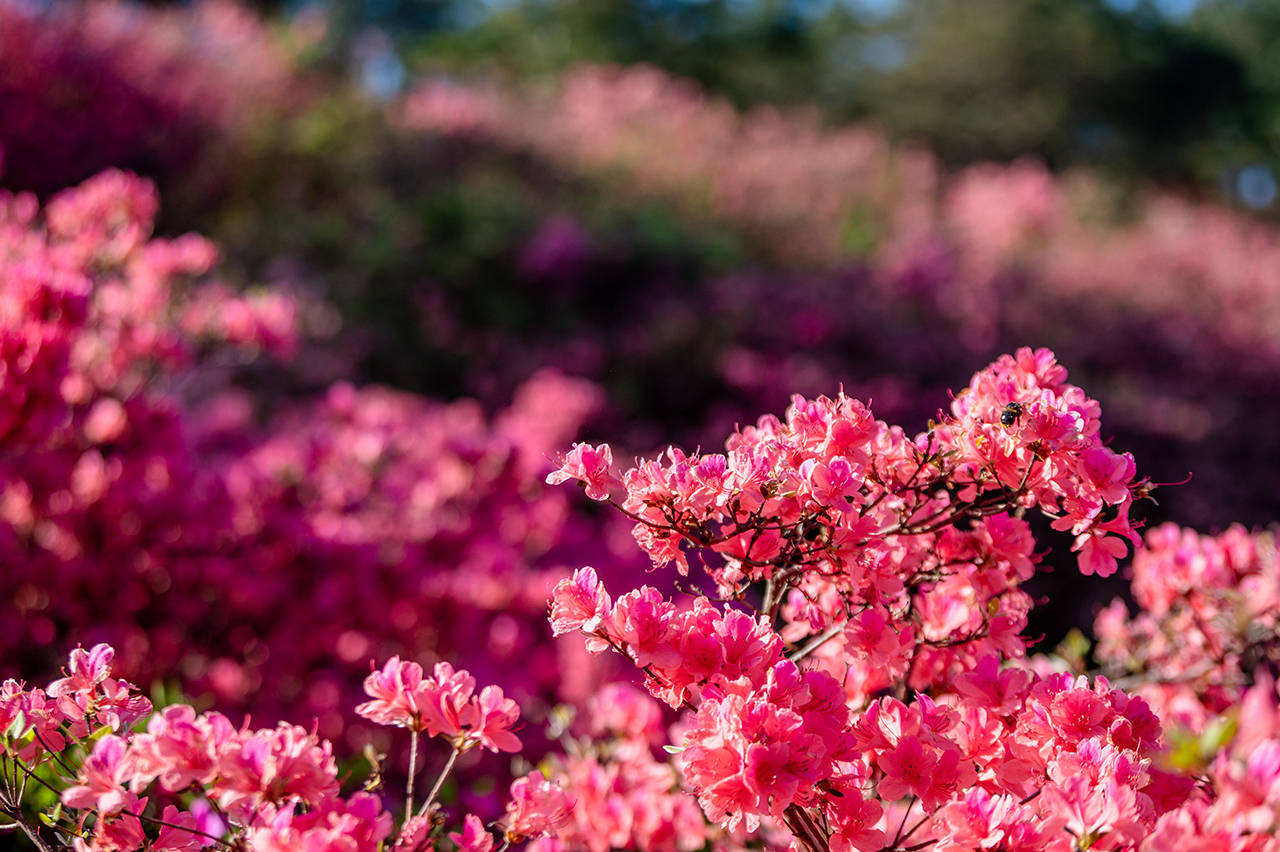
[450,814,496,852]
[464,684,522,753]
[548,566,612,637]
[506,772,574,842]
[62,734,130,815]
[546,442,615,501]
[355,656,429,731]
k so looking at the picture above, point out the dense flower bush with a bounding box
[0,165,651,757]
[2,346,1277,850]
[0,643,569,851]
[0,0,310,195]
[540,347,1280,851]
[1096,523,1279,728]
[1,11,1278,849]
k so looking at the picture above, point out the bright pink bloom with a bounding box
[876,735,940,803]
[244,793,392,852]
[549,566,612,637]
[451,814,496,852]
[464,684,522,753]
[47,643,150,737]
[546,442,615,500]
[506,771,574,842]
[71,794,149,852]
[62,734,130,814]
[1073,530,1129,578]
[215,723,340,818]
[152,806,205,852]
[827,789,885,852]
[418,661,476,739]
[131,705,236,792]
[355,656,430,731]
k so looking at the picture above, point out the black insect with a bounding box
[999,401,1024,428]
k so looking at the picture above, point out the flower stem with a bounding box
[406,727,420,820]
[417,743,462,820]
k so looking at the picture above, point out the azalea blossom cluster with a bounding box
[1146,676,1280,848]
[1095,523,1279,729]
[520,683,711,852]
[193,371,639,739]
[357,657,521,752]
[0,644,573,852]
[0,164,644,748]
[548,349,1280,850]
[552,347,1142,695]
[0,163,296,673]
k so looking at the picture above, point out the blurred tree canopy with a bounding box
[321,0,1276,204]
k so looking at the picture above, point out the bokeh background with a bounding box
[3,0,1279,781]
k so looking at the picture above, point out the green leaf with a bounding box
[5,710,26,740]
[86,724,114,743]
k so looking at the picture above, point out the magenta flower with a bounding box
[506,771,574,842]
[450,814,496,852]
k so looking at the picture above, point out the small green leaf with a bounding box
[5,710,27,740]
[1200,715,1238,758]
[87,724,114,743]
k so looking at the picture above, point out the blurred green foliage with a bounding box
[373,0,1280,202]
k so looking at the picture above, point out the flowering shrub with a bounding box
[4,346,1277,851]
[0,0,309,195]
[543,347,1280,850]
[3,27,1279,850]
[1096,523,1279,731]
[0,644,569,852]
[0,166,652,755]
